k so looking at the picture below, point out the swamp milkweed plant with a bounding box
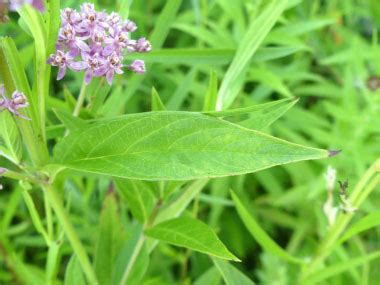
[1,1,380,285]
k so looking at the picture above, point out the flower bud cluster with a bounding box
[47,3,151,85]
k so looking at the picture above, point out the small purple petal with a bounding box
[106,70,114,85]
[31,0,45,12]
[94,66,107,77]
[76,39,90,52]
[103,45,114,56]
[70,61,88,71]
[57,67,67,80]
[128,60,146,74]
[84,69,94,85]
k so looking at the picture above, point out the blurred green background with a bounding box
[1,0,380,284]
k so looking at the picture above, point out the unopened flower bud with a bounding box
[135,37,152,53]
[123,20,137,32]
[128,60,146,74]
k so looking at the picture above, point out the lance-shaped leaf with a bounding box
[53,112,328,180]
[0,112,23,164]
[145,216,239,261]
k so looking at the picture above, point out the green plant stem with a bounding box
[119,234,145,285]
[301,161,380,281]
[73,81,87,117]
[2,170,42,184]
[22,189,50,245]
[46,241,61,285]
[120,199,164,285]
[43,185,98,285]
[44,192,54,240]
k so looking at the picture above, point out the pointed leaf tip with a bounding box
[328,150,342,157]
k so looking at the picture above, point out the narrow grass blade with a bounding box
[216,0,288,110]
[231,191,304,265]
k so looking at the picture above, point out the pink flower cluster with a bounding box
[8,0,44,11]
[47,3,151,85]
[0,85,29,120]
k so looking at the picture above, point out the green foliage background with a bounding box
[1,0,380,284]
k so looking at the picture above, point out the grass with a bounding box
[1,0,380,284]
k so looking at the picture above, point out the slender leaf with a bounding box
[113,223,146,285]
[231,191,304,264]
[338,211,380,245]
[205,98,296,119]
[239,98,299,130]
[94,191,125,285]
[145,216,239,261]
[273,19,334,36]
[203,70,218,112]
[127,46,304,66]
[304,250,380,284]
[64,256,86,285]
[155,179,209,224]
[216,0,288,110]
[151,87,167,111]
[8,254,45,285]
[166,68,197,110]
[0,112,23,164]
[114,179,156,223]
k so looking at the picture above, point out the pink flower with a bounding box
[128,60,146,74]
[97,52,124,85]
[48,3,152,85]
[0,85,30,120]
[47,50,86,80]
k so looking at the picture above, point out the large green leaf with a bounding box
[145,216,239,261]
[53,112,328,180]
